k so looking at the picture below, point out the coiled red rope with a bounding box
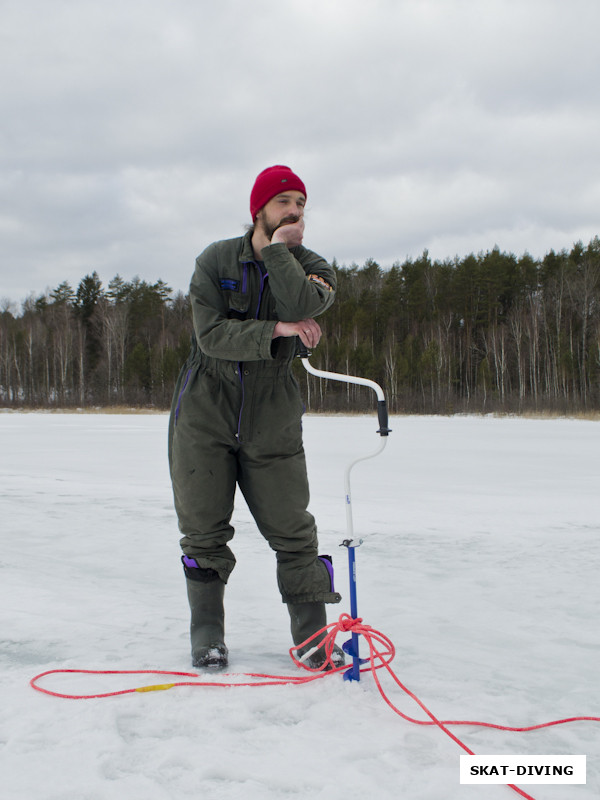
[31,614,599,800]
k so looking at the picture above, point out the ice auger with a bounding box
[298,344,391,681]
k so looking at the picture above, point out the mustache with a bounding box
[275,215,300,229]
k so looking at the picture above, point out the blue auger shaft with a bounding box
[343,540,362,682]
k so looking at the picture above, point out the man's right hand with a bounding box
[270,218,305,248]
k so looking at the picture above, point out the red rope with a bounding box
[31,614,599,800]
[29,666,331,699]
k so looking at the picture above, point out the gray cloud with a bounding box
[2,0,599,306]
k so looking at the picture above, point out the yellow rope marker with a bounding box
[135,683,176,693]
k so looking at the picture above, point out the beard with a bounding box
[257,211,300,240]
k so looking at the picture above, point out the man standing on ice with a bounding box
[168,165,343,669]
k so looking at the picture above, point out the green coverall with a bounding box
[168,230,342,606]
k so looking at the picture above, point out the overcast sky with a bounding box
[2,0,600,307]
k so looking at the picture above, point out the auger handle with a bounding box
[296,340,391,437]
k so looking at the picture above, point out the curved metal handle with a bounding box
[297,342,391,436]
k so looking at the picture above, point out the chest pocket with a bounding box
[219,278,249,320]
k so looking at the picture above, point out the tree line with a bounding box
[1,236,599,414]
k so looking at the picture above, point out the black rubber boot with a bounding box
[183,558,228,669]
[287,601,345,670]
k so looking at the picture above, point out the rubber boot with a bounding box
[287,601,345,670]
[183,558,228,669]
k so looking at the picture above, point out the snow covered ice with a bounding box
[1,411,599,800]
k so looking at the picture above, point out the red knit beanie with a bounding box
[250,165,307,220]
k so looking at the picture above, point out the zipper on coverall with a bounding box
[236,262,268,441]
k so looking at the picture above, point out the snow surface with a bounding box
[1,411,599,800]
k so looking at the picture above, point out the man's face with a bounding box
[256,190,306,239]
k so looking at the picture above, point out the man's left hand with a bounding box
[272,318,321,349]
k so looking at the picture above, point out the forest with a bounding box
[1,236,599,414]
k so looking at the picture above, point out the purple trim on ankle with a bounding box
[182,555,199,569]
[319,556,335,592]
